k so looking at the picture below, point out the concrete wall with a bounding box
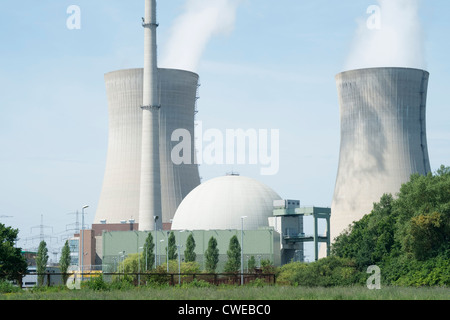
[94,68,200,226]
[331,67,431,242]
[79,229,96,270]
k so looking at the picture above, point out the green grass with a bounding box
[1,285,449,300]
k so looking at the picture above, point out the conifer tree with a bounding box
[205,236,219,273]
[224,235,241,273]
[168,232,177,260]
[143,232,155,270]
[184,233,196,262]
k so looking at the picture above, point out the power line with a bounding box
[24,214,57,244]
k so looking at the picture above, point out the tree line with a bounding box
[120,232,269,274]
[278,165,450,287]
[2,165,448,288]
[1,226,270,289]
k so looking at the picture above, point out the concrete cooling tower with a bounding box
[331,67,431,243]
[94,68,201,228]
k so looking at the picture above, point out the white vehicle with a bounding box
[21,266,63,288]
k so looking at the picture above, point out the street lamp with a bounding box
[138,246,143,286]
[159,239,164,266]
[166,231,169,272]
[241,216,247,286]
[81,205,89,281]
[118,251,125,278]
[154,216,159,269]
[178,230,185,285]
[168,220,173,273]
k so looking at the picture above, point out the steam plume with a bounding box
[344,0,426,71]
[160,0,242,72]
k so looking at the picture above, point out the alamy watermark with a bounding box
[67,5,81,30]
[367,5,382,30]
[66,274,81,290]
[366,265,381,290]
[171,121,280,176]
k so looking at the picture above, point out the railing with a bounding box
[14,272,276,288]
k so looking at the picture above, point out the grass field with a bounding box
[1,285,449,300]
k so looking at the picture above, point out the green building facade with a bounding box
[101,228,280,273]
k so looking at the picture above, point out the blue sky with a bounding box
[0,0,449,259]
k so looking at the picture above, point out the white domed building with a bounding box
[99,174,331,270]
[171,174,282,231]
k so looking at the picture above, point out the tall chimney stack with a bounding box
[139,0,162,231]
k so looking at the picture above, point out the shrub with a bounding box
[260,259,276,274]
[277,257,364,287]
[146,265,171,287]
[0,280,20,293]
[82,275,109,291]
[276,262,308,286]
[181,279,213,288]
[248,278,267,287]
[109,276,134,290]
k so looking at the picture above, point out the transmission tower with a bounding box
[24,214,57,245]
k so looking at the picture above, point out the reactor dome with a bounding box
[171,175,282,231]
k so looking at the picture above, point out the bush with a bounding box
[0,280,20,293]
[276,262,308,286]
[260,259,276,274]
[387,252,450,287]
[248,278,267,287]
[82,275,109,291]
[109,276,135,290]
[277,257,365,287]
[181,279,213,288]
[146,265,171,287]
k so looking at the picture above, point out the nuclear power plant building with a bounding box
[331,67,431,242]
[94,68,200,229]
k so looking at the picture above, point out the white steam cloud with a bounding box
[160,0,242,72]
[344,0,426,71]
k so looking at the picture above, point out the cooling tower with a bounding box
[94,68,201,227]
[331,67,431,243]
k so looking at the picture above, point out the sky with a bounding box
[0,0,449,261]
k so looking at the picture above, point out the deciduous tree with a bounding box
[59,240,71,283]
[0,224,27,285]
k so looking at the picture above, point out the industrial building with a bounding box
[94,68,200,229]
[77,1,432,274]
[331,67,431,243]
[92,173,331,270]
[84,0,331,272]
[101,229,280,273]
[99,197,330,273]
